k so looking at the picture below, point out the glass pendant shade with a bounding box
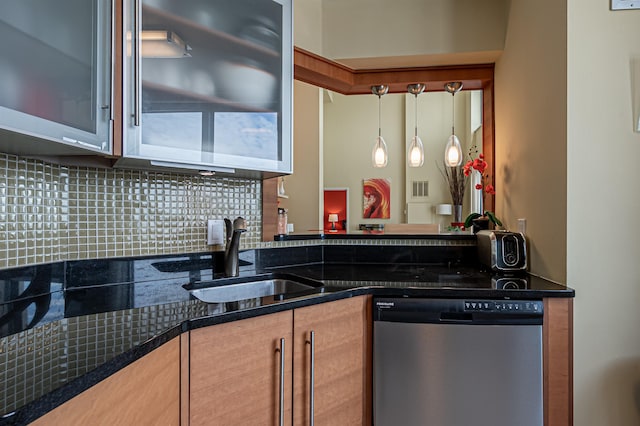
[371,85,389,167]
[444,134,463,166]
[408,135,424,167]
[443,82,464,167]
[372,136,388,167]
[407,83,425,167]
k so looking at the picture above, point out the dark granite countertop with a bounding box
[0,247,573,425]
[274,231,476,240]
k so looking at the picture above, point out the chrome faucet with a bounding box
[224,217,247,277]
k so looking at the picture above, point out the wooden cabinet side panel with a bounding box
[293,296,371,426]
[180,331,190,426]
[543,297,574,426]
[262,177,278,241]
[32,337,181,426]
[189,311,293,426]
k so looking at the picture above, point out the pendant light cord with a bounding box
[378,94,382,138]
[451,91,455,135]
[414,94,419,137]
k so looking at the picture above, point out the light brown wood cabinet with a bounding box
[189,310,294,425]
[32,337,180,426]
[293,296,372,425]
[188,296,372,426]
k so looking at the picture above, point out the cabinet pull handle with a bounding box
[306,331,315,426]
[278,338,285,426]
[133,0,142,126]
[109,0,115,121]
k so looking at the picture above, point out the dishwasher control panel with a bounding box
[374,298,544,325]
[464,300,542,314]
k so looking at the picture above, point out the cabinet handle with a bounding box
[277,338,285,426]
[133,0,142,126]
[109,0,115,121]
[306,331,315,426]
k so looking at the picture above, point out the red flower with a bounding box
[464,147,501,227]
[463,161,473,176]
[472,158,487,174]
[468,150,495,211]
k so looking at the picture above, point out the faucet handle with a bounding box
[233,217,247,231]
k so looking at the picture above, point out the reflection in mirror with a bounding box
[318,89,482,232]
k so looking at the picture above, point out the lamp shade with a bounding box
[436,204,453,215]
[328,214,339,223]
[372,136,388,168]
[444,134,463,167]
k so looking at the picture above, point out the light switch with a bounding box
[611,0,640,10]
[517,218,526,235]
[207,219,225,245]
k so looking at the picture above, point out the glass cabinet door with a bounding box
[122,0,292,175]
[0,0,112,153]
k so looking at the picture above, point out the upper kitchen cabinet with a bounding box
[0,0,113,155]
[119,0,293,178]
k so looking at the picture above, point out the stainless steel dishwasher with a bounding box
[373,297,543,426]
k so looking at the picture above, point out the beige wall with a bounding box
[567,1,640,425]
[494,0,567,281]
[322,0,509,61]
[280,81,323,233]
[293,0,323,53]
[285,0,324,233]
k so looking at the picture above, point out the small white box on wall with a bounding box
[611,0,640,10]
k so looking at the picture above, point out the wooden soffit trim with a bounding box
[293,46,494,95]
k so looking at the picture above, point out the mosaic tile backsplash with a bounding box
[0,153,262,269]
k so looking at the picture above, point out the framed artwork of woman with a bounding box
[362,178,390,219]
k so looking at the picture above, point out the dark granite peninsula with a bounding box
[0,236,573,425]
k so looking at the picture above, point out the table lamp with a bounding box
[328,213,339,231]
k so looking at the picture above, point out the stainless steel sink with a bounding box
[185,274,323,304]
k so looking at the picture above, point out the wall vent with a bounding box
[411,180,429,198]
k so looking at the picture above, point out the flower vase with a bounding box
[451,204,464,228]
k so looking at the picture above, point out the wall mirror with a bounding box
[323,88,482,231]
[263,48,494,237]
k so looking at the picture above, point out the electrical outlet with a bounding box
[517,218,526,234]
[207,219,225,245]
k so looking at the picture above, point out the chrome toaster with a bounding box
[476,230,527,272]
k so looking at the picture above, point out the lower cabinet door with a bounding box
[189,310,293,426]
[293,296,372,426]
[31,337,180,426]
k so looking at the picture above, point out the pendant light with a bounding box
[407,83,426,167]
[444,82,464,167]
[371,85,389,168]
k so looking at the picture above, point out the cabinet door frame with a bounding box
[0,0,113,156]
[188,310,294,426]
[293,295,372,425]
[118,0,293,176]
